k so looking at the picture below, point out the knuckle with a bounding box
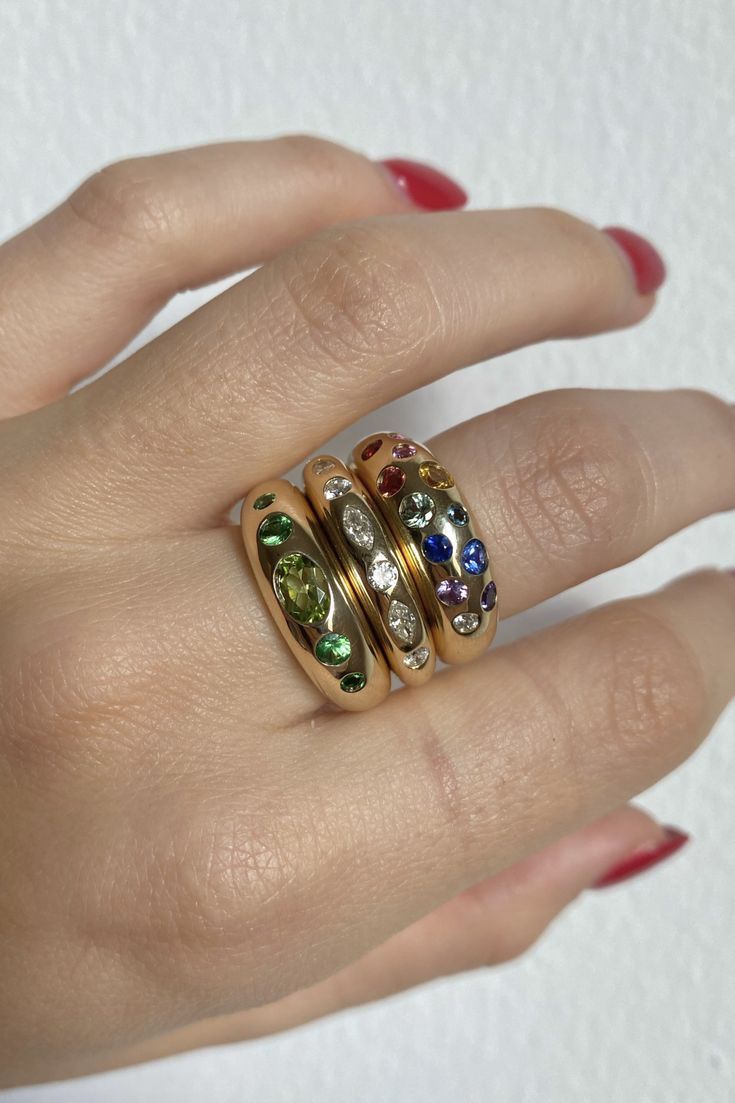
[586,602,706,763]
[273,133,357,191]
[527,206,617,320]
[276,222,441,370]
[496,391,651,570]
[67,158,175,248]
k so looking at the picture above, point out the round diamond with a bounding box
[258,512,293,546]
[447,502,469,526]
[340,671,366,693]
[422,533,453,563]
[324,476,352,500]
[367,556,399,593]
[342,504,374,551]
[273,553,330,624]
[436,577,469,606]
[361,439,383,461]
[419,461,455,490]
[452,612,480,635]
[481,581,498,612]
[392,441,417,459]
[315,632,351,666]
[377,465,406,497]
[253,492,276,511]
[403,646,430,670]
[399,492,435,529]
[388,599,418,645]
[461,538,488,575]
[312,458,336,475]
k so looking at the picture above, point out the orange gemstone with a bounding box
[419,461,454,490]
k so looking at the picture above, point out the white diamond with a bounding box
[312,458,336,475]
[452,612,480,635]
[403,646,430,670]
[324,476,352,500]
[367,556,398,593]
[342,504,374,550]
[388,600,418,645]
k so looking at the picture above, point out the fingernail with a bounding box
[592,826,689,889]
[379,158,468,211]
[602,226,667,295]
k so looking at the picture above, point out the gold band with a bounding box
[240,433,499,710]
[303,455,435,686]
[241,480,390,711]
[350,433,498,664]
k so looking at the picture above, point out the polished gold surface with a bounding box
[350,434,498,664]
[241,480,390,711]
[303,455,436,687]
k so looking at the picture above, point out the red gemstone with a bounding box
[377,465,406,497]
[361,439,383,461]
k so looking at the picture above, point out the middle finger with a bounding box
[24,207,655,536]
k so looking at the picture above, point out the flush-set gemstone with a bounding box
[340,671,366,693]
[461,538,488,575]
[253,492,276,511]
[403,646,430,670]
[481,581,497,612]
[367,556,399,593]
[392,441,417,459]
[446,502,469,527]
[361,439,383,461]
[377,465,406,497]
[399,492,435,529]
[258,512,293,546]
[273,553,330,624]
[315,632,351,666]
[422,533,453,563]
[342,504,374,551]
[388,599,418,645]
[419,461,455,490]
[312,458,336,476]
[436,577,468,606]
[323,476,352,500]
[452,612,480,635]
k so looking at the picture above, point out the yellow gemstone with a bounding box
[274,554,330,624]
[419,461,455,490]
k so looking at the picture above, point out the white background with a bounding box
[1,1,734,1100]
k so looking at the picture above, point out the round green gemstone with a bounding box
[258,512,293,546]
[340,671,367,693]
[399,491,435,530]
[273,553,330,624]
[253,492,276,511]
[315,632,351,666]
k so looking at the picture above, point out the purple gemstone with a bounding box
[481,581,497,612]
[392,441,417,459]
[436,577,469,606]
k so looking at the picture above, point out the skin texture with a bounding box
[0,136,733,1087]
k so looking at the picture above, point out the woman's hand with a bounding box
[1,137,733,1086]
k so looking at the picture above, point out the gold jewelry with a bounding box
[303,455,435,686]
[350,433,498,664]
[241,479,390,711]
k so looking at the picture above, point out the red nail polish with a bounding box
[593,826,689,889]
[380,158,468,211]
[602,226,667,295]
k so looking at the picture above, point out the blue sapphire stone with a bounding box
[447,502,469,527]
[422,533,453,563]
[461,538,488,575]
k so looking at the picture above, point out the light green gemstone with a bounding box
[340,671,366,693]
[273,553,330,624]
[258,512,293,546]
[315,632,351,666]
[253,492,276,511]
[399,492,435,530]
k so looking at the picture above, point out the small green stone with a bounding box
[258,512,293,546]
[340,671,367,694]
[273,553,330,624]
[253,492,276,511]
[315,632,351,666]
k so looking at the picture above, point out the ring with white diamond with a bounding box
[241,479,391,711]
[350,433,499,664]
[303,455,436,687]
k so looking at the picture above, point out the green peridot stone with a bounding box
[258,512,293,546]
[315,632,351,666]
[340,671,366,693]
[253,492,276,511]
[273,553,330,624]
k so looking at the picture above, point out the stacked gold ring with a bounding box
[241,433,498,711]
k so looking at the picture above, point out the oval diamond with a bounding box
[324,476,352,500]
[388,599,418,645]
[403,646,430,670]
[312,458,336,475]
[273,553,330,624]
[452,612,480,635]
[342,504,374,551]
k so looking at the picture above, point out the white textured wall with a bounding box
[2,2,734,1100]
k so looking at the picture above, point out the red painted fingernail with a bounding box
[602,226,667,295]
[592,826,689,889]
[380,158,468,211]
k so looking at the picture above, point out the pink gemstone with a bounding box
[377,465,406,497]
[388,432,406,440]
[436,577,469,606]
[361,439,383,461]
[392,442,417,459]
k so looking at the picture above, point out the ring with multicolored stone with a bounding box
[303,455,436,687]
[241,480,391,711]
[350,434,498,664]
